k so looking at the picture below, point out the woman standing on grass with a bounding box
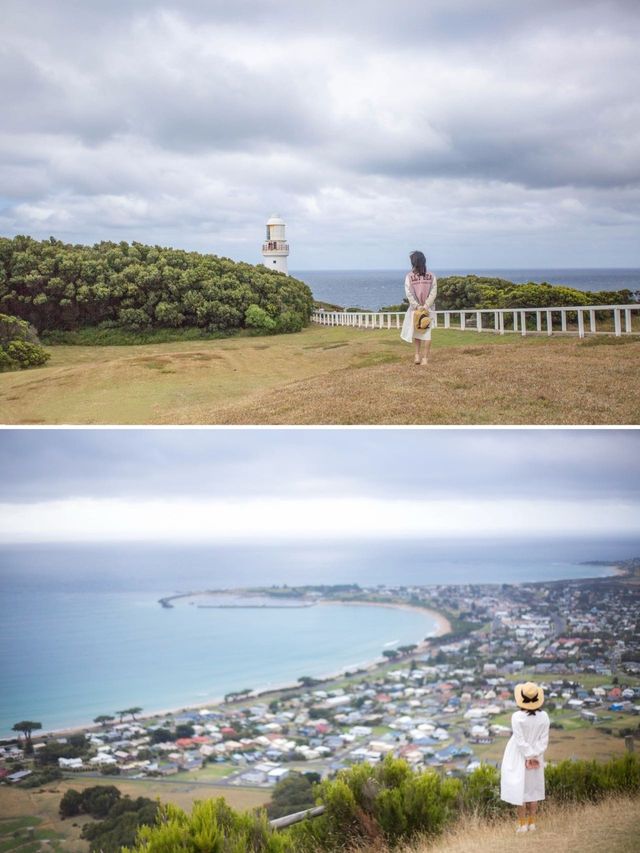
[500,681,550,833]
[400,250,437,366]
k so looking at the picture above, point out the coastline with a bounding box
[6,599,450,741]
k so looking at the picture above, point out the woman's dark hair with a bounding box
[410,250,427,277]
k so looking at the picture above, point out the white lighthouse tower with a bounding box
[261,214,289,275]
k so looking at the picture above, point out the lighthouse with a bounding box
[261,214,289,275]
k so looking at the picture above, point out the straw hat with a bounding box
[514,681,544,711]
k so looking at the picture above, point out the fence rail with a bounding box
[269,805,326,830]
[312,304,640,338]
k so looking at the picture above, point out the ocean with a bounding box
[291,269,640,311]
[1,536,637,737]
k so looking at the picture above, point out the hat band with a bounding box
[521,692,539,704]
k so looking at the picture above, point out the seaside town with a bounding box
[2,562,639,792]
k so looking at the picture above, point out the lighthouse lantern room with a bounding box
[262,214,289,274]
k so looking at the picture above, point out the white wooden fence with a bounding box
[312,305,639,338]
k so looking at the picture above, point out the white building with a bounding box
[262,214,289,274]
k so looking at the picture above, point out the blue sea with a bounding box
[291,269,640,311]
[1,536,637,737]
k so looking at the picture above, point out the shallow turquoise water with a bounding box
[0,591,436,735]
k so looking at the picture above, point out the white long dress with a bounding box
[400,272,438,343]
[500,710,550,805]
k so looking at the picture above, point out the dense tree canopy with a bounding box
[0,236,314,334]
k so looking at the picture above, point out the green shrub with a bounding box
[0,235,313,335]
[0,311,50,370]
[288,756,461,850]
[82,796,158,853]
[245,303,277,334]
[545,753,640,804]
[376,278,638,313]
[459,764,506,818]
[5,339,50,367]
[123,798,295,853]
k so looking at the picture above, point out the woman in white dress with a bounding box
[500,682,550,833]
[400,250,437,366]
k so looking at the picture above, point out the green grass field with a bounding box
[2,325,639,424]
[0,816,65,852]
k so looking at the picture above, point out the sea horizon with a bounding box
[291,268,640,312]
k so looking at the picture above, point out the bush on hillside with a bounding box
[288,757,461,849]
[123,798,295,853]
[379,275,638,314]
[121,753,640,852]
[0,235,313,336]
[267,772,317,819]
[0,312,50,370]
[545,753,640,804]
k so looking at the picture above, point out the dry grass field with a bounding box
[0,777,269,851]
[1,326,638,424]
[471,725,630,765]
[393,795,640,853]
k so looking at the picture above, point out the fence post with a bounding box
[577,310,585,339]
[536,311,542,332]
[476,311,482,332]
[625,308,632,334]
[520,310,527,336]
[499,312,505,335]
[614,309,622,337]
[589,309,596,334]
[460,312,466,331]
[494,312,499,334]
[396,314,400,329]
[513,311,518,332]
[561,310,567,332]
[546,310,553,335]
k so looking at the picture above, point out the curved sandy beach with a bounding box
[18,598,450,739]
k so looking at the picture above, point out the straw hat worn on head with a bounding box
[514,682,544,711]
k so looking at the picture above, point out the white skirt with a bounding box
[500,736,546,805]
[401,308,431,342]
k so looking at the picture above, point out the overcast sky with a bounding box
[0,429,637,542]
[2,0,639,268]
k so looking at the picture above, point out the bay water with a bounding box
[2,536,637,737]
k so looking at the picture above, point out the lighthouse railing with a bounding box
[311,305,639,337]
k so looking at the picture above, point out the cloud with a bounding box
[0,429,638,511]
[1,1,639,265]
[0,494,636,544]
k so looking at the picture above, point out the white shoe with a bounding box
[528,823,537,832]
[515,824,528,834]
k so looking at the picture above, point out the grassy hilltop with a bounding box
[1,325,639,424]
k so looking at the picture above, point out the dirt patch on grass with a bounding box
[211,337,640,424]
